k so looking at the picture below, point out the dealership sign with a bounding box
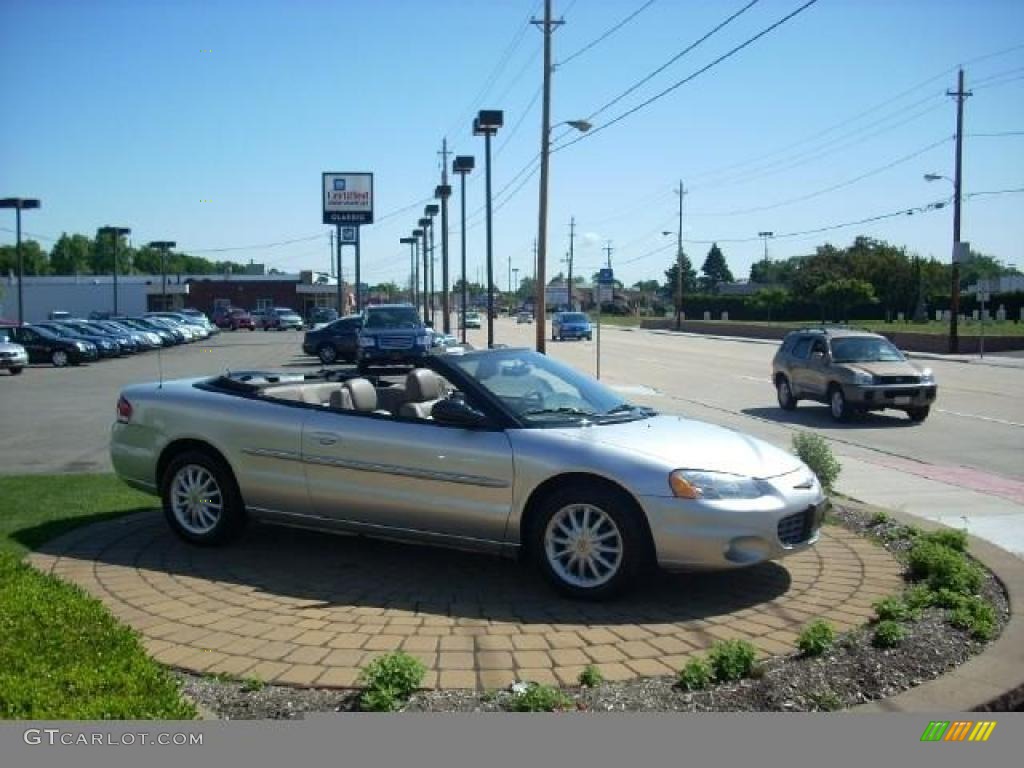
[323,173,374,225]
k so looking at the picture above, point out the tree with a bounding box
[49,234,93,274]
[749,257,797,285]
[0,240,49,276]
[699,243,733,293]
[663,252,697,309]
[750,287,789,321]
[813,278,876,322]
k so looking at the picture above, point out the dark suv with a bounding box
[303,314,363,365]
[772,327,937,422]
[356,304,432,373]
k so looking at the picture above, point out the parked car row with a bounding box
[213,305,308,332]
[0,310,217,372]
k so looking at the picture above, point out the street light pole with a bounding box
[474,110,503,348]
[947,68,971,354]
[425,204,439,326]
[417,218,430,322]
[453,155,475,344]
[0,198,40,325]
[412,229,424,311]
[147,241,176,311]
[567,216,575,311]
[435,180,452,333]
[676,182,686,331]
[400,236,417,304]
[98,226,131,316]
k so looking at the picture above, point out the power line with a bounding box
[556,0,657,68]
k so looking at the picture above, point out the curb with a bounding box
[840,499,1024,712]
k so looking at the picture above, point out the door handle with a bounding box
[309,431,339,446]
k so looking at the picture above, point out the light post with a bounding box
[925,172,961,350]
[435,184,452,333]
[452,155,475,343]
[512,267,520,312]
[535,118,591,352]
[411,229,424,311]
[417,219,430,322]
[147,240,176,311]
[98,226,131,316]
[0,197,41,325]
[425,204,439,326]
[474,110,503,348]
[758,231,774,265]
[400,237,417,304]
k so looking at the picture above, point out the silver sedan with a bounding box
[110,347,826,599]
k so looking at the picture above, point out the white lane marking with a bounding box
[936,408,1024,428]
[737,375,769,383]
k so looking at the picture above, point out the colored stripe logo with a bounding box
[920,721,996,743]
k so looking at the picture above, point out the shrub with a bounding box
[578,665,603,687]
[357,652,426,712]
[872,620,906,648]
[903,585,935,613]
[932,587,968,609]
[949,595,997,641]
[792,432,841,493]
[677,658,713,691]
[808,690,843,712]
[796,620,836,657]
[869,510,890,526]
[508,682,572,712]
[708,639,757,682]
[921,528,968,552]
[873,596,916,622]
[907,540,982,594]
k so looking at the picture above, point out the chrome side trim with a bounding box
[302,453,511,489]
[242,447,304,463]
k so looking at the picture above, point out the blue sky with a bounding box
[2,0,1022,289]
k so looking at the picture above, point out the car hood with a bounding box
[0,341,26,354]
[839,360,924,377]
[551,414,803,479]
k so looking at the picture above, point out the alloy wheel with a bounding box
[170,464,224,535]
[543,503,624,589]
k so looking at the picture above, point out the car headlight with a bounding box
[669,470,767,500]
[919,368,935,384]
[852,371,874,385]
[359,336,377,348]
[75,342,89,351]
[415,335,432,347]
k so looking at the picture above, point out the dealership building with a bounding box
[1,271,356,323]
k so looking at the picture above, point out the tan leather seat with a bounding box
[399,369,445,420]
[328,387,354,410]
[339,377,391,416]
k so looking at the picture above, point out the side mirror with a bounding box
[431,398,488,428]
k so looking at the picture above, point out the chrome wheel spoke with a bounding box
[544,503,623,589]
[171,464,223,535]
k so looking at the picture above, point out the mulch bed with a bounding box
[176,502,1010,717]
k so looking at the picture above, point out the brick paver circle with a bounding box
[28,511,903,690]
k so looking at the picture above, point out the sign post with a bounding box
[596,268,615,380]
[323,173,374,314]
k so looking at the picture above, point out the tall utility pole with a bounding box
[603,240,613,269]
[948,68,971,354]
[437,139,453,333]
[532,0,563,354]
[329,229,335,278]
[2,198,41,324]
[676,181,686,331]
[335,224,344,314]
[567,217,575,311]
[418,218,430,321]
[148,241,176,312]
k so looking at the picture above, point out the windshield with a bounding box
[364,306,422,329]
[831,337,906,363]
[445,349,653,426]
[561,313,588,323]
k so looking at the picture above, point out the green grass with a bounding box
[0,473,195,720]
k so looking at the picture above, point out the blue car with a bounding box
[551,311,592,341]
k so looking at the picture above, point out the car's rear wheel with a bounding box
[829,385,850,422]
[161,450,245,546]
[10,367,23,375]
[530,485,649,600]
[51,349,69,367]
[907,406,930,423]
[776,375,797,410]
[318,344,338,364]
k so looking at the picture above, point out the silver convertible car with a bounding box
[110,347,827,599]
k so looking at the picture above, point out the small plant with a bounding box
[796,620,836,657]
[872,595,915,622]
[932,587,968,609]
[907,540,982,594]
[677,658,713,691]
[869,510,890,526]
[240,677,265,693]
[808,690,843,712]
[508,682,572,712]
[903,585,935,614]
[948,595,997,641]
[357,652,426,712]
[708,639,757,682]
[578,664,604,687]
[792,432,841,493]
[872,620,906,648]
[921,528,968,552]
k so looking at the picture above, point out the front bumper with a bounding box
[0,353,28,369]
[843,383,937,409]
[558,327,591,338]
[359,346,430,365]
[641,475,827,570]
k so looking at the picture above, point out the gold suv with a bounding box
[771,327,937,422]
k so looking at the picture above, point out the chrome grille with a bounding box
[0,351,14,359]
[876,375,920,385]
[378,335,414,350]
[778,508,814,546]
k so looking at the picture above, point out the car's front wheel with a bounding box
[908,406,930,423]
[318,344,338,365]
[161,450,245,546]
[776,375,797,410]
[51,349,69,367]
[530,485,650,600]
[829,385,850,422]
[9,367,23,375]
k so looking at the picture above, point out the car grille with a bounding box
[883,388,919,398]
[777,507,817,546]
[876,375,920,385]
[0,351,14,359]
[378,335,414,350]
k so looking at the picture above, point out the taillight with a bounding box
[116,395,133,424]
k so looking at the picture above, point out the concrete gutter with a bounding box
[844,500,1024,712]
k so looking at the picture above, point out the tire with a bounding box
[529,483,651,600]
[161,449,246,546]
[908,406,930,423]
[51,349,69,368]
[318,344,338,365]
[828,384,850,422]
[10,367,23,375]
[586,334,592,341]
[776,375,797,410]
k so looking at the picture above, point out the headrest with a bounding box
[405,368,444,401]
[343,378,378,411]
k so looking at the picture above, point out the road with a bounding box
[2,318,1022,554]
